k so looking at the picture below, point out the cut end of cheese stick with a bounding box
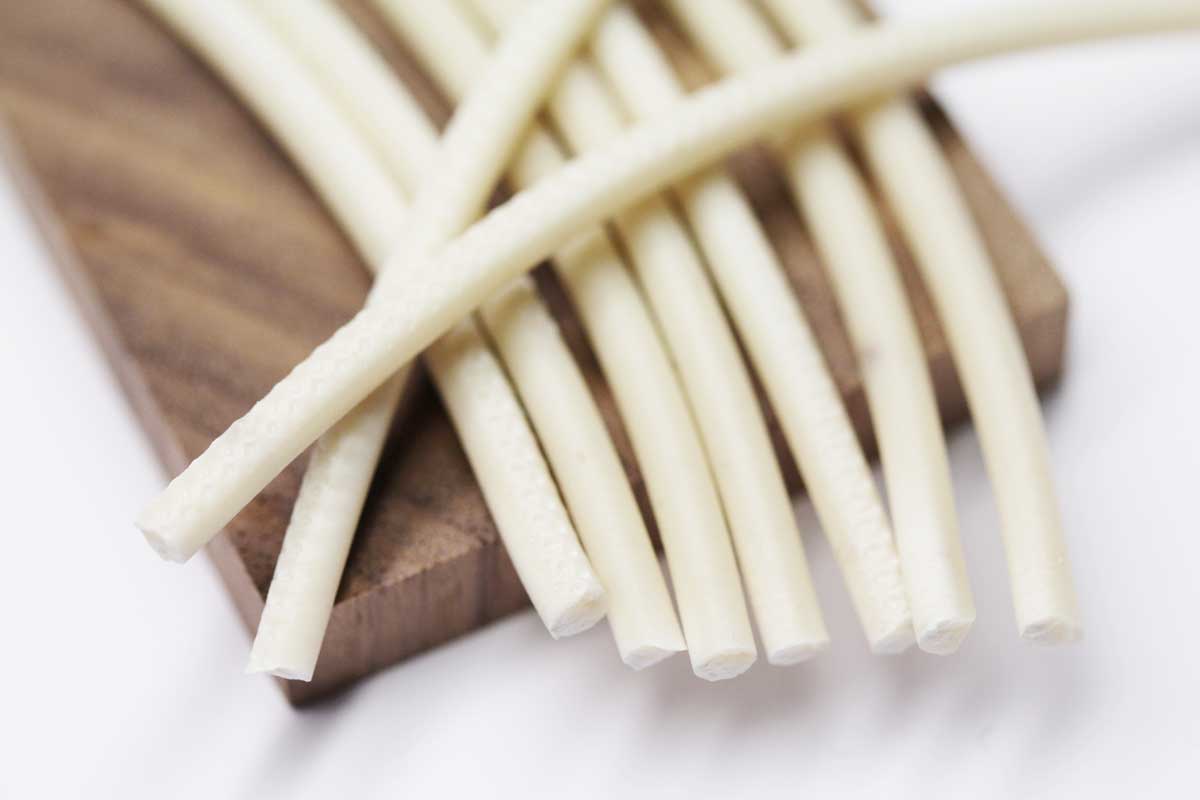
[1011,553,1082,644]
[768,639,829,667]
[621,633,686,669]
[545,588,609,639]
[138,486,231,564]
[1021,615,1083,645]
[623,643,686,671]
[870,622,918,656]
[916,616,975,656]
[850,555,915,654]
[137,522,192,564]
[246,660,315,682]
[693,648,758,682]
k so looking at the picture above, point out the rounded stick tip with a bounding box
[915,615,976,656]
[137,521,193,564]
[1020,615,1083,645]
[245,655,315,682]
[767,638,830,667]
[869,621,917,655]
[622,642,686,671]
[692,648,757,682]
[545,586,608,639]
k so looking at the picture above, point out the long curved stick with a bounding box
[136,2,1200,596]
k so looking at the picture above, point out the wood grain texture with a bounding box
[0,0,1067,705]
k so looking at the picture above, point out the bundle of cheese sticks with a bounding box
[133,0,1199,683]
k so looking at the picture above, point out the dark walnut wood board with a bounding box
[0,0,1068,705]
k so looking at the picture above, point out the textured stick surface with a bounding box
[0,0,1066,704]
[490,12,824,666]
[147,0,607,677]
[129,0,1186,582]
[663,0,971,654]
[584,2,911,655]
[360,0,685,671]
[386,0,742,677]
[760,0,1080,642]
[254,0,615,640]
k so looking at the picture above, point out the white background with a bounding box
[3,1,1198,797]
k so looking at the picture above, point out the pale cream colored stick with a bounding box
[142,0,412,681]
[135,0,1200,582]
[139,0,608,680]
[467,0,831,663]
[245,0,632,673]
[252,0,683,668]
[572,1,913,653]
[378,0,752,678]
[249,379,403,680]
[266,0,614,640]
[760,0,1081,643]
[666,0,976,653]
[476,278,686,668]
[247,0,435,191]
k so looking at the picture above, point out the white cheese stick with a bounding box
[760,0,1081,643]
[424,317,607,641]
[136,0,1200,588]
[245,0,623,672]
[469,0,829,663]
[665,0,974,654]
[138,0,413,681]
[246,0,436,192]
[377,0,748,677]
[394,0,612,245]
[248,378,403,680]
[253,0,682,668]
[475,278,686,667]
[573,2,912,653]
[260,0,613,642]
[463,0,831,664]
[138,0,607,676]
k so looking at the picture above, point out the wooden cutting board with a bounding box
[0,0,1067,705]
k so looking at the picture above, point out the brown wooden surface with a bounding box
[0,0,1067,705]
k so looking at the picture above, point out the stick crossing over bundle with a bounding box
[137,2,1199,658]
